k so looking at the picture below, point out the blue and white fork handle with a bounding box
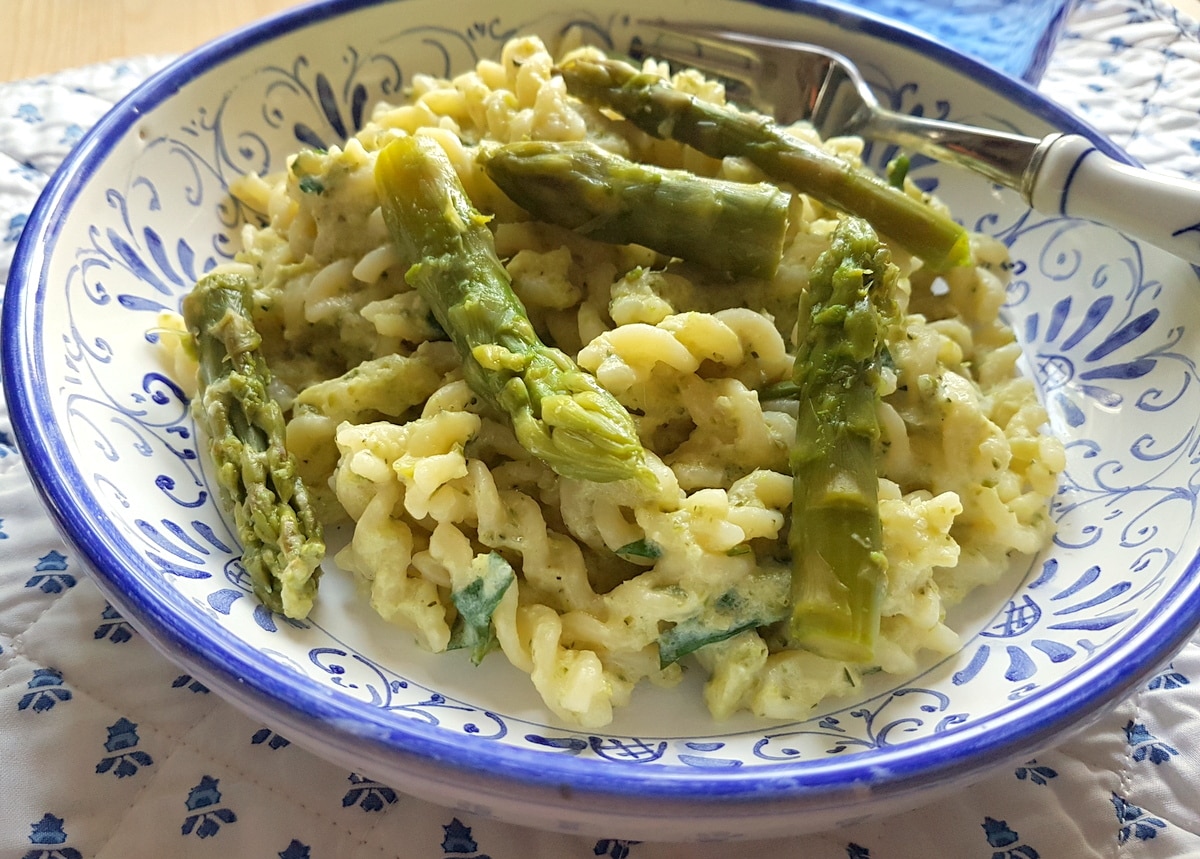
[875,110,1200,265]
[1026,134,1200,263]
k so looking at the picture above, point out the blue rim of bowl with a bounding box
[4,0,1190,814]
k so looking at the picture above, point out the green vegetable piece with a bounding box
[298,175,325,195]
[758,379,802,401]
[481,140,789,279]
[658,565,790,667]
[182,271,325,619]
[615,538,663,562]
[294,345,456,423]
[448,552,517,664]
[886,154,911,190]
[557,57,971,271]
[375,135,655,486]
[787,216,897,663]
[292,149,327,195]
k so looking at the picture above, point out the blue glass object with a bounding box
[826,0,1076,81]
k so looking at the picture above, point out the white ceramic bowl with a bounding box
[6,0,1200,842]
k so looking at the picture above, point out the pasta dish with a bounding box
[170,34,1065,728]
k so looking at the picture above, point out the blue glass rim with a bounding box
[3,0,1185,816]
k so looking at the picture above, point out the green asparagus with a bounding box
[787,216,897,663]
[375,134,654,485]
[557,57,971,271]
[182,271,325,619]
[480,140,789,279]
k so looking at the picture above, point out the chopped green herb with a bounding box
[297,175,325,195]
[291,149,327,195]
[616,538,663,562]
[448,552,516,664]
[657,565,789,667]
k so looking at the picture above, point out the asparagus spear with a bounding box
[787,216,896,663]
[480,140,789,279]
[557,57,971,271]
[182,271,325,619]
[375,134,654,485]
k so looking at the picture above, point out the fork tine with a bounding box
[631,21,769,111]
[639,20,803,55]
[627,35,755,85]
[631,21,876,130]
[633,20,850,125]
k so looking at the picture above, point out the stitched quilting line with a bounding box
[9,587,218,851]
[1145,0,1200,42]
[0,535,83,674]
[13,579,413,855]
[1113,682,1141,859]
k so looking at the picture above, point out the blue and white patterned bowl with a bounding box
[5,0,1200,842]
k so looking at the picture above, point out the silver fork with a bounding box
[630,22,1200,267]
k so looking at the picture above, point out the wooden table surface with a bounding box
[1,0,301,82]
[4,0,1200,83]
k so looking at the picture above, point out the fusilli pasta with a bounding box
[193,34,1064,727]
